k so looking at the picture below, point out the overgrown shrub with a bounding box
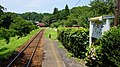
[85,43,102,67]
[57,27,89,58]
[0,28,41,60]
[0,28,16,44]
[100,26,120,67]
[86,26,120,67]
[10,17,38,37]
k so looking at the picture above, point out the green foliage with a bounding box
[20,12,43,22]
[0,28,41,60]
[53,7,58,15]
[51,6,93,28]
[57,28,89,58]
[0,12,16,29]
[0,11,38,44]
[10,17,38,37]
[0,28,10,44]
[0,5,4,13]
[100,26,120,67]
[19,12,52,26]
[44,28,57,40]
[64,4,70,19]
[89,0,115,15]
[58,4,70,20]
[0,27,16,44]
[42,15,51,26]
[86,26,120,67]
[66,52,74,58]
[50,20,61,28]
[85,44,102,67]
[50,1,115,28]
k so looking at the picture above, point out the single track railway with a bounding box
[7,29,44,67]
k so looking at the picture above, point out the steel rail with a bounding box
[26,30,44,67]
[7,29,43,67]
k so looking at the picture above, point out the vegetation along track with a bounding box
[7,29,45,67]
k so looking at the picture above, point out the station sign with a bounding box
[89,15,114,47]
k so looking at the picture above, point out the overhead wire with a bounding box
[73,0,90,26]
[75,0,82,7]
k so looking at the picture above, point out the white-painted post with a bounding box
[89,21,93,47]
[106,19,110,30]
[102,19,110,35]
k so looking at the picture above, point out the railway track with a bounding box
[7,29,44,67]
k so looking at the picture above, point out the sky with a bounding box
[0,0,91,13]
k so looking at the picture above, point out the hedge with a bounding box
[86,26,120,67]
[57,26,120,67]
[57,27,89,58]
[100,26,120,67]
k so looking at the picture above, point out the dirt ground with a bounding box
[42,38,86,67]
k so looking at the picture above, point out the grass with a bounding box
[0,28,41,60]
[44,28,57,40]
[57,40,64,48]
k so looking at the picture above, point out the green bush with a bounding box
[100,26,120,67]
[10,17,38,37]
[0,28,41,60]
[85,43,102,67]
[0,28,16,44]
[57,27,89,58]
[86,26,120,67]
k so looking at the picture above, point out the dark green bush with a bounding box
[86,26,120,67]
[100,26,120,67]
[57,27,89,58]
[10,17,38,37]
[0,28,15,44]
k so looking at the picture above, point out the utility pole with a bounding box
[114,0,120,26]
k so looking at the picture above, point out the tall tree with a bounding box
[0,5,4,13]
[65,4,70,16]
[10,16,37,37]
[0,12,16,29]
[89,0,115,16]
[59,4,70,20]
[0,5,4,23]
[53,7,58,15]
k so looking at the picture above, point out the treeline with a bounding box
[0,0,115,43]
[48,0,115,28]
[0,6,38,44]
[19,0,114,28]
[1,0,114,29]
[1,0,115,28]
[19,12,52,26]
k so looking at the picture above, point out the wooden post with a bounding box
[114,0,120,26]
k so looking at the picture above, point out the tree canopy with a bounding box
[0,6,38,43]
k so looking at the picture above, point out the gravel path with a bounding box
[42,38,66,67]
[52,40,86,67]
[42,38,86,67]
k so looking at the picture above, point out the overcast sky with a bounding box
[0,0,91,13]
